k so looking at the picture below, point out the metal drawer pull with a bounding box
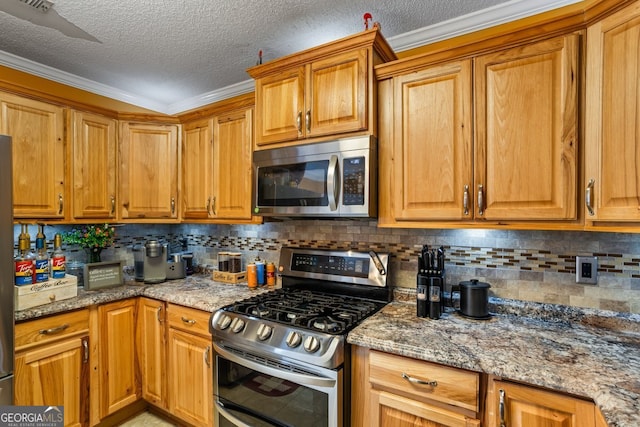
[181,316,196,325]
[204,345,211,367]
[157,306,163,323]
[58,194,63,214]
[586,178,595,216]
[401,372,437,387]
[82,338,89,363]
[499,389,507,427]
[477,184,484,216]
[463,184,470,215]
[39,324,69,335]
[296,111,302,133]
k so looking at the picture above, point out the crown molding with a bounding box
[387,0,583,52]
[0,0,582,115]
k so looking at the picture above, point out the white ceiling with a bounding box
[0,0,581,115]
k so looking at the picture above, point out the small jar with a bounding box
[229,253,242,273]
[217,252,229,272]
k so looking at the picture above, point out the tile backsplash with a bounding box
[16,220,640,314]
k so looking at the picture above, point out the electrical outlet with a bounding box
[576,256,598,284]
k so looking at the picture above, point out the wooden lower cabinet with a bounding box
[353,347,481,427]
[486,377,597,427]
[136,297,167,409]
[96,299,139,418]
[14,310,90,427]
[166,303,213,427]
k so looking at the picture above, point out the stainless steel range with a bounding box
[210,247,389,427]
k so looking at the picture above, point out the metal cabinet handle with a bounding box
[463,185,470,215]
[181,316,196,325]
[305,110,311,133]
[110,195,115,216]
[82,338,89,363]
[204,345,211,367]
[58,193,63,214]
[296,111,302,134]
[401,372,437,387]
[206,197,211,216]
[211,196,217,215]
[156,306,163,323]
[39,324,69,335]
[586,178,595,216]
[499,389,507,427]
[171,197,176,215]
[477,184,484,216]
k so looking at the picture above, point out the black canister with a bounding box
[451,279,491,319]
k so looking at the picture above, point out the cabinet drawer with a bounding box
[369,350,479,412]
[15,309,90,351]
[167,303,211,337]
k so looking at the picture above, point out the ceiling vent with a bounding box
[18,0,53,13]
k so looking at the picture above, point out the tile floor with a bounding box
[118,411,175,427]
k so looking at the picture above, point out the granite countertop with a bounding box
[347,297,640,427]
[14,274,268,322]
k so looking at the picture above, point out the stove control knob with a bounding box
[217,314,232,330]
[256,323,272,341]
[285,331,302,348]
[303,335,321,353]
[230,317,245,333]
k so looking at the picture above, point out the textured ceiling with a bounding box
[0,0,580,114]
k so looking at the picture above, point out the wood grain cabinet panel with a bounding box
[119,122,179,220]
[71,110,117,220]
[0,92,66,219]
[585,0,640,223]
[136,297,166,409]
[181,118,214,219]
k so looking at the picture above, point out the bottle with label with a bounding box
[51,233,66,279]
[34,224,49,283]
[14,223,35,286]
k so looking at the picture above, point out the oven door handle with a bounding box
[327,154,339,212]
[216,400,291,427]
[213,342,337,389]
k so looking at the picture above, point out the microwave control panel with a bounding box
[343,156,365,205]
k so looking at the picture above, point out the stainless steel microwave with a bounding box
[252,135,377,217]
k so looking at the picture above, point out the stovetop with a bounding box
[224,288,386,335]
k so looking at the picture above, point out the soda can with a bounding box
[266,262,276,287]
[247,263,257,289]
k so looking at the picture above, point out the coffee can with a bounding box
[247,263,257,289]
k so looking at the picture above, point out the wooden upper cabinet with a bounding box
[72,111,117,220]
[0,93,66,219]
[391,60,473,222]
[181,118,214,219]
[474,34,579,221]
[212,108,253,219]
[119,122,179,220]
[585,0,640,223]
[249,28,396,148]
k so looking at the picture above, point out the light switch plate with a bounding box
[576,256,598,284]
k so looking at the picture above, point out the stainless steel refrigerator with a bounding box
[0,135,13,405]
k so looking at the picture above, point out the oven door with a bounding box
[213,342,342,427]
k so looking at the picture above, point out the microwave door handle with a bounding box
[327,155,339,211]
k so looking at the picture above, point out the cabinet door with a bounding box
[119,122,179,219]
[585,1,640,221]
[307,48,367,138]
[167,328,213,427]
[212,108,253,219]
[72,111,117,219]
[15,336,90,427]
[136,298,166,409]
[181,119,214,219]
[0,93,66,219]
[371,390,481,427]
[492,380,595,427]
[474,34,578,220]
[98,299,139,417]
[392,60,473,221]
[254,67,305,146]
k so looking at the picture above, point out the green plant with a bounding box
[62,224,116,248]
